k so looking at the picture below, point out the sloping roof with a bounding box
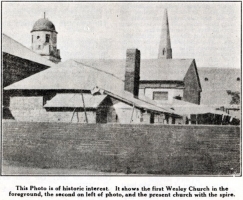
[2,33,56,67]
[74,58,194,81]
[73,59,125,81]
[140,59,193,81]
[4,59,125,94]
[103,89,178,115]
[44,93,107,108]
[159,99,229,116]
[198,67,241,106]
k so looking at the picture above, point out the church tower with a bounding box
[158,9,172,59]
[31,13,61,63]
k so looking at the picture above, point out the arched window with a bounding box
[204,77,208,81]
[237,77,240,81]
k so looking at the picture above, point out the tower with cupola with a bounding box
[31,13,61,63]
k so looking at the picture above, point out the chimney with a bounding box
[124,49,140,98]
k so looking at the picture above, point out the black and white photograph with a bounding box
[1,1,241,178]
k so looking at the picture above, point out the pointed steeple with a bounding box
[158,9,172,59]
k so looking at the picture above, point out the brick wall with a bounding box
[3,122,240,175]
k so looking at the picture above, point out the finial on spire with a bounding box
[158,9,172,59]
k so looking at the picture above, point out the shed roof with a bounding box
[103,89,178,115]
[2,34,56,67]
[44,93,107,108]
[159,99,230,116]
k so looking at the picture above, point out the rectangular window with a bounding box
[153,91,168,100]
[46,34,50,43]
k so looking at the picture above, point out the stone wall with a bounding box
[3,122,240,175]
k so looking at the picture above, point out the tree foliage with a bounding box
[227,90,240,105]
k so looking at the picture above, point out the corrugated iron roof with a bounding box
[44,93,107,108]
[2,34,56,67]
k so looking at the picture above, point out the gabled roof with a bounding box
[198,67,241,106]
[44,93,107,108]
[2,33,56,67]
[74,58,194,81]
[140,59,194,81]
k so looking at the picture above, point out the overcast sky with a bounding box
[2,2,241,68]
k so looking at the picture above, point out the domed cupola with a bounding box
[31,13,61,63]
[31,18,57,33]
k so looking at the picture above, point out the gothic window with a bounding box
[46,34,50,43]
[153,91,168,100]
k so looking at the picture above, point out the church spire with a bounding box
[158,9,172,59]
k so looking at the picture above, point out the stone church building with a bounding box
[3,9,240,125]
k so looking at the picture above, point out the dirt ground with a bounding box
[2,161,124,175]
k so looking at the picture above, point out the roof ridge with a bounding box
[73,59,124,82]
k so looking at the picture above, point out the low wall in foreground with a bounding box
[2,122,241,175]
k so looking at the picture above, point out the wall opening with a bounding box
[46,34,50,43]
[153,91,168,100]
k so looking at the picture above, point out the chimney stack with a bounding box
[124,49,140,98]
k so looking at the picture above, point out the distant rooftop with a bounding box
[198,67,241,106]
